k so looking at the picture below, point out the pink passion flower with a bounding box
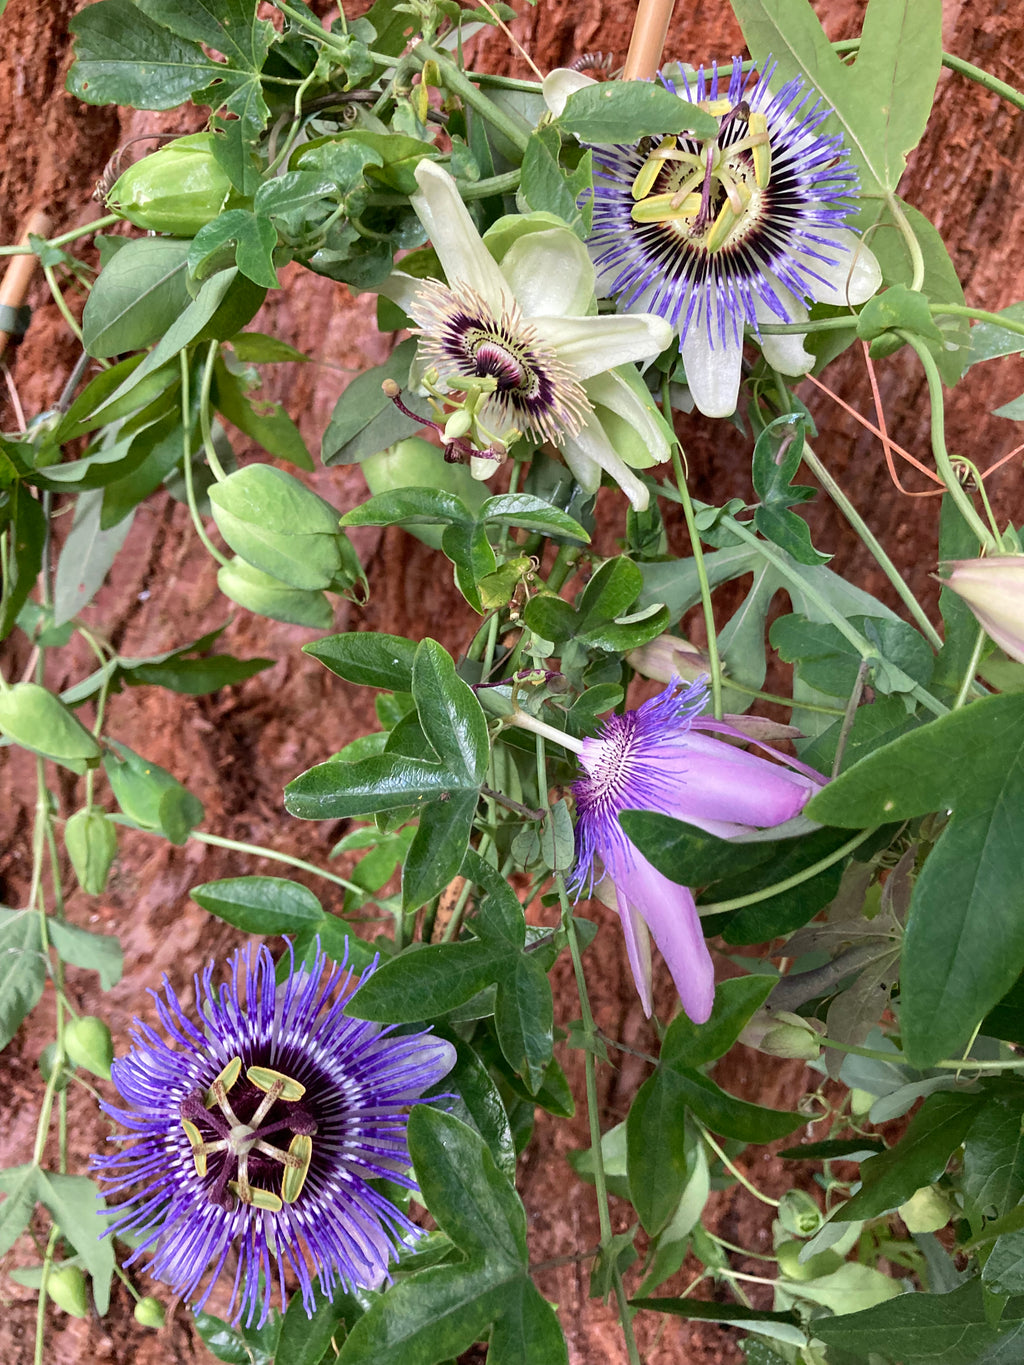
[570,678,822,1022]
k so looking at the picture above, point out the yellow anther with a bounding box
[181,1118,208,1178]
[631,191,703,224]
[705,197,742,253]
[697,97,733,116]
[204,1056,242,1108]
[230,1181,283,1212]
[749,113,771,188]
[282,1134,314,1205]
[631,137,677,200]
[246,1066,306,1102]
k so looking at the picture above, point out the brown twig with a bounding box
[0,210,51,361]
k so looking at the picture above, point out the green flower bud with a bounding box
[775,1239,844,1282]
[64,1015,114,1080]
[208,465,343,590]
[64,807,118,896]
[133,1296,166,1329]
[217,557,334,628]
[0,682,101,774]
[778,1189,825,1238]
[106,134,232,236]
[849,1087,875,1117]
[47,1264,89,1318]
[898,1185,953,1234]
[38,1041,73,1092]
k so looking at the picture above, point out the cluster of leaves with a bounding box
[3,0,1024,1362]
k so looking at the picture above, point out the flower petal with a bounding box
[654,732,815,829]
[753,291,814,376]
[561,419,651,510]
[542,67,597,117]
[534,312,673,378]
[585,367,672,470]
[796,228,882,308]
[499,227,596,318]
[411,160,508,310]
[680,324,742,418]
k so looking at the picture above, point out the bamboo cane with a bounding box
[0,210,52,360]
[622,0,675,81]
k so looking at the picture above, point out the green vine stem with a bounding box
[199,341,228,482]
[190,829,365,895]
[179,353,230,568]
[798,440,944,651]
[413,44,532,155]
[696,827,875,916]
[897,331,999,553]
[0,214,121,257]
[665,378,725,720]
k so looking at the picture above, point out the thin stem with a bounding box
[714,676,844,716]
[888,195,925,293]
[831,659,870,778]
[439,871,476,944]
[897,332,998,554]
[667,384,724,719]
[953,626,987,711]
[556,873,642,1365]
[34,1227,61,1365]
[506,708,584,755]
[42,263,85,346]
[199,341,228,482]
[0,214,121,257]
[180,353,230,568]
[414,44,531,154]
[720,512,948,718]
[799,441,943,651]
[930,301,1024,341]
[701,1127,779,1207]
[191,830,365,895]
[697,827,874,916]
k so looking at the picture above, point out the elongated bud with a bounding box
[626,634,708,683]
[942,556,1024,664]
[65,1016,115,1080]
[64,807,118,896]
[47,1264,89,1318]
[208,465,344,591]
[106,134,232,236]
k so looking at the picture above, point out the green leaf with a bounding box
[968,302,1024,365]
[857,284,944,345]
[0,1166,39,1260]
[962,1095,1024,1222]
[412,639,488,785]
[494,955,553,1095]
[211,357,312,470]
[189,210,279,289]
[0,910,45,1051]
[285,754,458,819]
[675,1071,802,1144]
[982,1227,1024,1296]
[347,941,505,1022]
[520,124,592,238]
[558,80,719,143]
[480,493,590,543]
[124,653,272,695]
[342,486,473,531]
[276,1283,354,1365]
[0,682,102,774]
[304,632,418,692]
[36,1171,114,1314]
[191,876,324,934]
[69,0,221,112]
[445,1040,517,1180]
[401,788,479,912]
[194,1312,279,1365]
[578,555,643,627]
[807,694,1024,1067]
[81,238,191,358]
[52,489,134,627]
[752,413,828,566]
[0,484,46,641]
[630,1297,804,1346]
[488,1278,569,1365]
[661,974,775,1069]
[45,920,122,990]
[833,1091,986,1221]
[627,1070,694,1235]
[732,0,942,198]
[322,339,417,465]
[813,1278,1024,1364]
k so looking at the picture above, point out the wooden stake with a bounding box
[0,210,52,360]
[622,0,675,81]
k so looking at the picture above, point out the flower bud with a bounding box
[626,634,708,684]
[943,556,1024,664]
[208,465,343,590]
[775,1239,843,1282]
[133,1296,166,1329]
[217,557,334,628]
[64,807,118,896]
[47,1264,89,1318]
[778,1188,824,1238]
[740,1008,824,1060]
[106,134,232,236]
[898,1184,953,1234]
[64,1015,114,1080]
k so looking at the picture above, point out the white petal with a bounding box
[680,326,742,418]
[411,161,508,310]
[562,420,650,510]
[796,228,882,307]
[499,228,596,318]
[542,68,597,117]
[585,368,672,468]
[753,291,814,375]
[534,312,673,378]
[376,270,423,319]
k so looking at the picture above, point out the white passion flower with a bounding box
[380,160,675,511]
[580,59,883,418]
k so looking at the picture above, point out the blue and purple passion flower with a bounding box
[571,678,822,1023]
[93,942,456,1326]
[581,58,881,418]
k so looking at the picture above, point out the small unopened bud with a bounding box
[64,1016,114,1080]
[134,1296,166,1329]
[64,807,118,896]
[775,1239,843,1282]
[898,1184,953,1234]
[942,556,1024,664]
[741,1008,824,1060]
[443,409,472,441]
[47,1264,89,1318]
[626,634,708,684]
[381,378,401,398]
[778,1189,824,1238]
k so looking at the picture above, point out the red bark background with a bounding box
[0,1,1021,1362]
